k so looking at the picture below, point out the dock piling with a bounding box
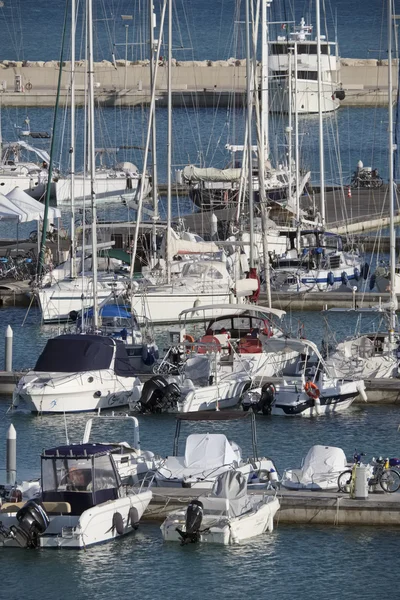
[6,424,16,485]
[4,324,13,372]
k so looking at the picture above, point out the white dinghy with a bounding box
[161,470,280,545]
[154,411,278,489]
[281,445,348,491]
[0,442,152,549]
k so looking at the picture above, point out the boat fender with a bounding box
[142,345,157,366]
[313,396,321,415]
[341,271,348,285]
[327,271,335,286]
[356,382,368,402]
[128,506,139,530]
[361,262,370,280]
[304,381,320,400]
[369,273,376,291]
[112,512,124,536]
[354,267,360,281]
[69,310,78,322]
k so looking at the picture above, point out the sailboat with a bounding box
[325,0,399,380]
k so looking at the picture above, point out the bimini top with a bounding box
[42,443,120,458]
[179,304,286,320]
[176,410,250,422]
[34,334,136,377]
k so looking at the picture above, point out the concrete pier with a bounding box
[0,58,395,107]
[145,486,400,526]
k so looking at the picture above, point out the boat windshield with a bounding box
[181,262,225,279]
[42,454,118,493]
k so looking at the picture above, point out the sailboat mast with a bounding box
[245,0,255,268]
[166,0,172,284]
[388,0,396,338]
[316,0,325,226]
[260,0,269,157]
[70,0,76,279]
[87,0,99,327]
[149,0,159,265]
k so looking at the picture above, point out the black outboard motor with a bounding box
[140,376,181,413]
[257,383,276,415]
[176,500,203,545]
[9,501,50,548]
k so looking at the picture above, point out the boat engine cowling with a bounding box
[176,500,203,545]
[139,376,181,413]
[257,383,276,415]
[10,500,50,548]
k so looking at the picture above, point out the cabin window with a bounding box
[93,455,119,491]
[42,457,93,493]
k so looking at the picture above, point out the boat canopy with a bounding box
[34,334,136,377]
[179,304,286,320]
[183,165,242,183]
[176,410,249,421]
[42,443,119,458]
[85,305,132,319]
[259,336,322,358]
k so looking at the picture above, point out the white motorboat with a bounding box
[242,337,367,417]
[161,470,280,545]
[153,411,279,488]
[269,18,343,114]
[281,445,348,490]
[0,441,152,549]
[133,304,297,413]
[12,334,142,413]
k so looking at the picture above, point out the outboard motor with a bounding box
[139,376,181,413]
[176,500,203,545]
[9,501,50,548]
[257,383,276,415]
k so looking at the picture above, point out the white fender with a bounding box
[356,382,368,402]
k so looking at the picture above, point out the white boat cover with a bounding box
[300,445,347,484]
[183,165,242,183]
[163,227,219,257]
[184,433,238,470]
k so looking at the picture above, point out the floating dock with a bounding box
[144,486,400,526]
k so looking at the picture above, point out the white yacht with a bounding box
[269,18,344,114]
[12,334,142,413]
[161,471,280,545]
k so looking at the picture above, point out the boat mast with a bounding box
[70,0,76,278]
[149,0,159,267]
[388,0,396,339]
[245,0,255,268]
[87,0,99,327]
[166,0,172,284]
[316,0,325,226]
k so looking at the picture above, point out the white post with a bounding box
[4,324,13,372]
[6,424,16,485]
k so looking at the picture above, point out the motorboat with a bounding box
[242,337,367,416]
[281,445,348,490]
[268,17,343,114]
[0,442,152,549]
[161,470,280,545]
[153,411,279,488]
[134,304,297,413]
[12,334,142,413]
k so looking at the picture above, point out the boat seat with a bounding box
[0,501,72,514]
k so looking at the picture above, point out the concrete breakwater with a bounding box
[0,57,396,107]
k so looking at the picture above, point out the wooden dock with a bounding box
[144,486,400,526]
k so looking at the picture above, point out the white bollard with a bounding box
[6,424,16,485]
[4,324,13,372]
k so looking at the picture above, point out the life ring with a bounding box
[25,81,32,91]
[304,381,320,400]
[183,334,195,353]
